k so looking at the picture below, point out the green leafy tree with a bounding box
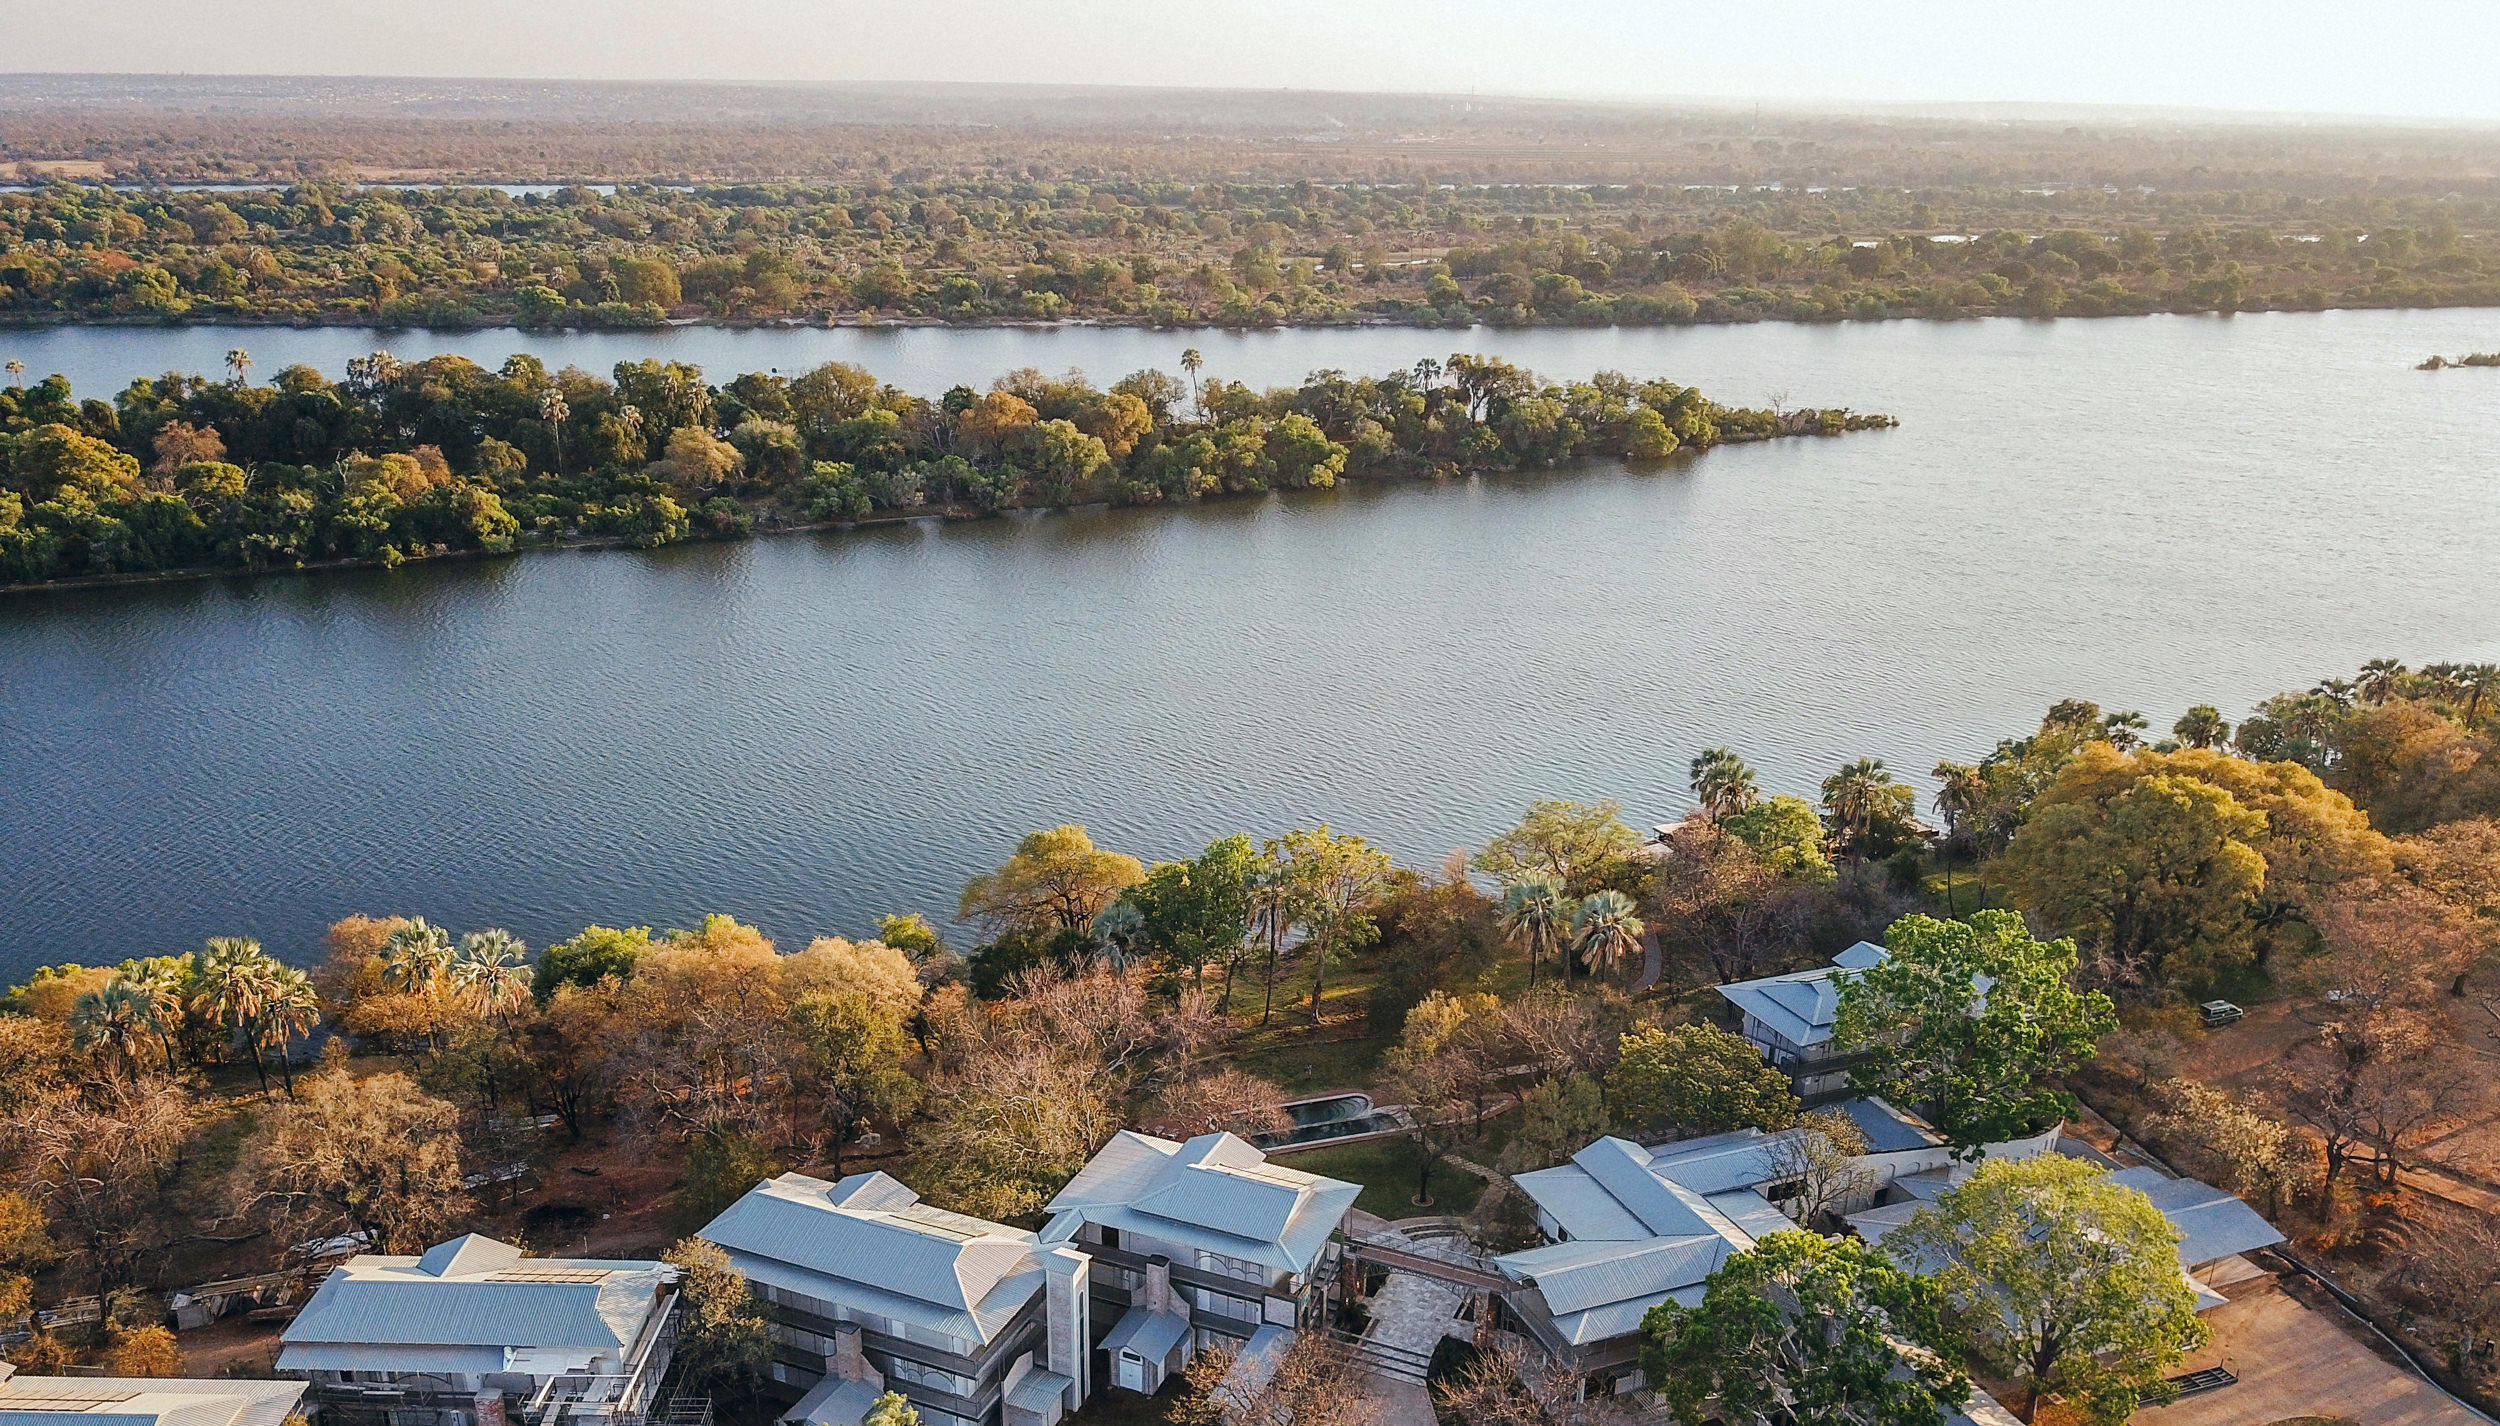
[534,924,652,1000]
[1608,1022,1797,1139]
[1642,1231,1967,1426]
[664,1238,774,1394]
[958,826,1145,935]
[1123,834,1260,1000]
[1270,825,1393,1018]
[789,989,919,1174]
[1885,1156,2209,1424]
[1836,911,2116,1153]
[1719,795,1835,881]
[1472,798,1639,894]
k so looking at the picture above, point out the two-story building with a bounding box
[1039,1131,1360,1397]
[697,1171,1085,1426]
[277,1234,680,1426]
[1713,941,1891,1101]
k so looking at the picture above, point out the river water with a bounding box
[3,310,2497,975]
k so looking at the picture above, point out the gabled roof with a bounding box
[278,1235,670,1361]
[1850,1158,2288,1275]
[1497,1137,1775,1347]
[700,1171,1044,1346]
[1715,961,1859,1049]
[2103,1167,2287,1266]
[0,1377,305,1426]
[1044,1132,1357,1278]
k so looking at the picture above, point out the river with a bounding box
[4,309,2497,976]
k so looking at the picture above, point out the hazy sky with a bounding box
[17,0,2500,122]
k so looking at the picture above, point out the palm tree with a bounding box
[2100,710,2149,752]
[70,978,160,1078]
[2462,664,2500,726]
[259,966,321,1098]
[1089,902,1145,975]
[1500,878,1577,990]
[195,936,280,1092]
[539,388,570,471]
[2173,705,2230,750]
[1689,747,1760,820]
[382,917,456,996]
[4,359,23,387]
[224,348,253,387]
[2311,678,2356,710]
[452,929,532,1015]
[2355,659,2406,705]
[1819,757,1898,859]
[1179,348,1204,420]
[1931,760,1985,841]
[1248,865,1295,1026]
[1571,891,1645,983]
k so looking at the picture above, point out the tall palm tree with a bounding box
[260,966,322,1098]
[196,935,279,1093]
[2462,664,2500,726]
[539,387,570,472]
[1819,757,1898,859]
[2172,705,2230,750]
[4,359,23,387]
[121,959,190,1072]
[382,917,456,996]
[1089,902,1145,976]
[2311,678,2356,711]
[2100,710,2149,752]
[1930,760,1985,841]
[1179,349,1204,420]
[2355,658,2406,706]
[452,929,532,1015]
[1571,891,1645,983]
[1689,747,1761,820]
[224,348,253,387]
[1500,877,1577,990]
[1248,865,1295,1026]
[70,979,160,1079]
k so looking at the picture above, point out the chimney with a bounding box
[1143,1256,1188,1323]
[1042,1245,1091,1407]
[827,1323,874,1384]
[473,1393,509,1426]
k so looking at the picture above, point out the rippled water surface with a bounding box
[4,311,2497,974]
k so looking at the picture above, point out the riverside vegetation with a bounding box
[0,349,1891,586]
[0,656,2494,1412]
[5,178,2499,330]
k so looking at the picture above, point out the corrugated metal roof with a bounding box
[1835,1097,1945,1154]
[2103,1167,2286,1265]
[1046,1132,1356,1277]
[1571,1139,1714,1238]
[280,1238,668,1355]
[783,1377,883,1426]
[1100,1307,1189,1363]
[1005,1370,1072,1415]
[1510,1165,1649,1242]
[699,1172,1043,1346]
[0,1381,304,1426]
[1715,965,1852,1048]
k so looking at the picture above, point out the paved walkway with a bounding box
[1633,931,1662,993]
[1365,1271,1471,1363]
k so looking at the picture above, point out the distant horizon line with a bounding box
[3,69,2498,132]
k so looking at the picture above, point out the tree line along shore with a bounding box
[5,178,2499,331]
[0,348,1891,587]
[0,655,2495,1415]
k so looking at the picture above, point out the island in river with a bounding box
[0,350,1891,589]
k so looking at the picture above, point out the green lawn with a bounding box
[1282,1134,1487,1218]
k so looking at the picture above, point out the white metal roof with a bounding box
[1044,1132,1357,1278]
[0,1378,305,1426]
[700,1171,1044,1347]
[278,1235,670,1362]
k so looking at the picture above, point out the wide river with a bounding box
[4,310,2497,976]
